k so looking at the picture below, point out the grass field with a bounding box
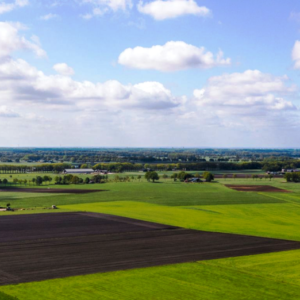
[0,180,289,209]
[1,175,300,299]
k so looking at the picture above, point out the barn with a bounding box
[62,169,94,174]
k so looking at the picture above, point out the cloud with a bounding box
[53,63,75,76]
[290,12,300,23]
[0,22,47,58]
[0,106,19,118]
[118,41,231,72]
[0,21,299,147]
[0,0,28,15]
[193,70,296,112]
[40,13,59,21]
[137,0,210,20]
[81,0,132,18]
[81,7,107,19]
[0,55,182,111]
[292,40,300,69]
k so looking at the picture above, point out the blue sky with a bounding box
[0,0,300,147]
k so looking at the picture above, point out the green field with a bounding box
[1,175,300,299]
[0,179,289,209]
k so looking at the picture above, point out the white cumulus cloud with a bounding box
[81,0,132,18]
[137,0,210,20]
[193,70,296,112]
[0,55,182,111]
[0,105,19,117]
[0,22,47,58]
[40,13,59,21]
[53,63,75,76]
[118,41,231,72]
[292,40,300,69]
[0,0,28,15]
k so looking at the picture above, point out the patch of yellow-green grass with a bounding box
[2,250,300,300]
[0,208,74,216]
[207,249,300,285]
[0,192,65,200]
[62,201,300,241]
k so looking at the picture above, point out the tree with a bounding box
[162,174,168,179]
[36,176,43,186]
[43,175,50,184]
[137,175,141,181]
[85,177,90,184]
[233,174,237,180]
[171,173,178,179]
[203,172,214,182]
[222,174,228,180]
[284,172,300,182]
[2,179,7,185]
[71,176,80,184]
[145,171,160,182]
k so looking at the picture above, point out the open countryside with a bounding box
[1,0,300,298]
[0,149,300,299]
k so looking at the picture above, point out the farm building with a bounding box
[62,169,94,174]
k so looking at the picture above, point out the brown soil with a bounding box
[215,174,282,178]
[0,188,105,194]
[0,212,299,285]
[226,185,290,193]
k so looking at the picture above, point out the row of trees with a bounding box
[0,174,108,186]
[222,174,274,180]
[284,172,300,182]
[1,159,300,174]
[0,163,71,174]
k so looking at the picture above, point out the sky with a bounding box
[0,0,300,147]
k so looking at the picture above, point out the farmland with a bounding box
[2,212,299,286]
[1,174,300,299]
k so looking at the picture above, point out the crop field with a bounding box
[1,174,300,299]
[0,188,105,194]
[225,185,290,192]
[2,212,299,286]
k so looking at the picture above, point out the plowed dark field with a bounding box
[0,212,299,285]
[0,188,104,194]
[226,185,290,192]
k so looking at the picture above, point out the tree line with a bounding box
[0,159,300,174]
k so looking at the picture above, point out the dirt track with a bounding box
[0,188,105,194]
[226,185,290,193]
[0,212,299,285]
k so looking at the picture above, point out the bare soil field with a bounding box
[0,212,299,285]
[215,174,282,178]
[0,188,104,194]
[226,185,290,193]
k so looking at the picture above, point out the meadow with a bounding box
[1,173,300,299]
